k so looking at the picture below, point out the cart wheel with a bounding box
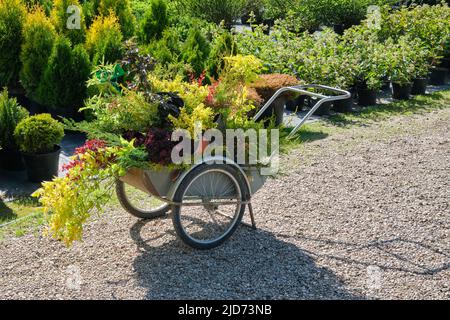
[172,164,249,250]
[116,180,169,219]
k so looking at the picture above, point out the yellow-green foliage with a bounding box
[20,6,57,100]
[33,140,147,246]
[33,145,120,246]
[148,74,215,134]
[82,89,160,133]
[221,55,262,86]
[85,13,123,63]
[14,114,64,154]
[50,0,86,44]
[225,86,259,129]
[98,0,135,39]
[149,75,209,110]
[0,88,29,150]
[169,103,216,136]
[213,55,261,127]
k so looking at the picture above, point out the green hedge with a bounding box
[0,0,26,88]
[38,36,91,115]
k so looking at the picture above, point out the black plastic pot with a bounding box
[357,87,377,106]
[411,78,428,95]
[0,148,25,171]
[333,24,345,35]
[381,80,391,91]
[258,97,285,127]
[307,97,332,116]
[429,67,448,85]
[47,107,84,122]
[29,99,47,115]
[439,58,450,69]
[315,101,332,116]
[241,14,251,25]
[22,146,61,183]
[333,97,354,113]
[392,82,412,100]
[286,95,306,112]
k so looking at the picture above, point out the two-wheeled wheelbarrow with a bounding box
[117,85,351,249]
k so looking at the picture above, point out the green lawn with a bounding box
[0,197,45,241]
[286,90,450,145]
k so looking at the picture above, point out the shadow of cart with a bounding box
[130,218,364,300]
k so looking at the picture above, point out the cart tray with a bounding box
[120,167,177,197]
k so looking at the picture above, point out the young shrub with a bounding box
[139,0,169,44]
[0,0,26,88]
[149,75,209,111]
[207,31,238,79]
[241,0,265,24]
[181,28,211,77]
[98,0,136,39]
[169,103,216,136]
[23,1,53,15]
[221,55,262,86]
[0,88,29,150]
[263,0,294,21]
[82,0,97,27]
[14,114,64,154]
[207,55,262,128]
[50,0,87,45]
[38,37,92,115]
[20,6,57,101]
[81,90,160,134]
[149,28,182,66]
[85,13,123,64]
[184,0,245,28]
[343,25,388,91]
[384,37,416,86]
[250,74,300,101]
[377,3,450,61]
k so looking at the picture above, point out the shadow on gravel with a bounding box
[280,234,450,276]
[130,219,364,300]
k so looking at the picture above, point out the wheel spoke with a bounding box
[177,168,244,245]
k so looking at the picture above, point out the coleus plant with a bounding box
[34,139,148,246]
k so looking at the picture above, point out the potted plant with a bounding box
[429,65,449,85]
[14,113,64,182]
[0,88,29,171]
[385,38,414,101]
[410,41,434,95]
[250,73,301,124]
[330,47,356,113]
[300,28,351,115]
[241,0,265,25]
[386,37,437,99]
[342,26,386,106]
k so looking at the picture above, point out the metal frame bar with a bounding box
[215,203,257,230]
[253,84,351,139]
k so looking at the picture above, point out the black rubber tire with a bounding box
[171,164,249,250]
[116,180,169,219]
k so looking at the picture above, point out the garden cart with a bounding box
[116,84,350,250]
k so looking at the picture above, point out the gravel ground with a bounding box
[0,107,449,300]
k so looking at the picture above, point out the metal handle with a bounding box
[252,84,351,139]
